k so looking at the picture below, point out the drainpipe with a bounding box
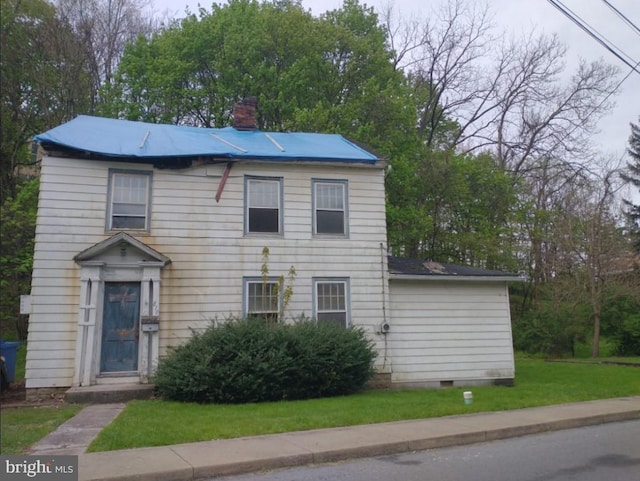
[380,242,389,369]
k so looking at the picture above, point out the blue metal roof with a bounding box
[34,115,380,164]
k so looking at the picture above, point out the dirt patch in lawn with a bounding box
[1,381,66,409]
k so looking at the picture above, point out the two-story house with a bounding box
[25,104,519,400]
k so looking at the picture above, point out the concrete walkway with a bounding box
[26,396,638,481]
[28,403,126,456]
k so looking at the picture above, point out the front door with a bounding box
[101,282,141,373]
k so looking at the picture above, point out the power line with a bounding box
[547,0,640,74]
[540,58,639,161]
[541,1,640,159]
[548,0,639,71]
[601,0,640,36]
[538,1,639,161]
[593,59,639,118]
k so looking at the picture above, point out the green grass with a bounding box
[599,357,640,364]
[88,360,640,452]
[572,338,619,358]
[545,356,640,364]
[0,342,83,455]
[0,405,84,454]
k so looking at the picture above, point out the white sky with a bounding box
[150,0,640,161]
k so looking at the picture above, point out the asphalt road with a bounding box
[210,420,640,481]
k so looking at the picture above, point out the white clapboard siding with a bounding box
[387,279,515,384]
[26,155,389,388]
[27,332,76,345]
[26,372,76,389]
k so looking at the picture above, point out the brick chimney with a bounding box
[232,97,258,130]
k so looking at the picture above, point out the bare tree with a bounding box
[552,160,630,357]
[519,156,587,306]
[54,0,158,110]
[487,52,617,175]
[384,0,619,175]
[383,0,622,313]
[383,0,495,149]
[621,119,640,251]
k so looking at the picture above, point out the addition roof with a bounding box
[34,115,381,164]
[388,256,523,281]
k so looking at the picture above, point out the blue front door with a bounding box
[101,282,140,373]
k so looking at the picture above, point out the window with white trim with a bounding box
[245,177,283,234]
[245,278,280,324]
[107,170,151,231]
[313,180,348,236]
[314,279,349,328]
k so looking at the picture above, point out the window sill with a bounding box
[244,232,284,238]
[312,234,350,239]
[105,229,151,236]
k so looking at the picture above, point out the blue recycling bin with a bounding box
[0,340,20,384]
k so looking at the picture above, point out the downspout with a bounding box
[380,242,388,369]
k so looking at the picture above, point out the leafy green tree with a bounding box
[622,119,640,252]
[386,148,521,271]
[103,0,322,125]
[102,0,408,145]
[601,292,640,356]
[1,0,92,203]
[291,1,404,134]
[0,179,39,340]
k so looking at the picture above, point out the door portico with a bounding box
[73,232,170,386]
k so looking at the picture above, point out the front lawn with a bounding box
[88,359,640,452]
[0,405,83,454]
[1,341,85,455]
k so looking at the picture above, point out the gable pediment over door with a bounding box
[74,232,171,267]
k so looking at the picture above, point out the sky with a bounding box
[150,0,639,162]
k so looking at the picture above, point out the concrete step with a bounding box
[65,383,154,404]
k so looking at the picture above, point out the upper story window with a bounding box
[313,180,348,236]
[244,278,280,324]
[314,278,349,328]
[107,170,152,231]
[245,176,283,235]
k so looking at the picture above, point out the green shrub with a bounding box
[153,318,377,404]
[601,294,640,356]
[512,304,589,357]
[600,294,639,337]
[612,314,640,356]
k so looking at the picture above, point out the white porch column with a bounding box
[73,264,103,387]
[140,266,161,383]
